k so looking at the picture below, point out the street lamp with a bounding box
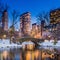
[9,28,13,43]
[48,35,51,40]
[3,34,6,39]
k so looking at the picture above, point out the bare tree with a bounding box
[36,12,50,38]
[37,12,50,25]
[9,10,20,43]
[10,10,20,29]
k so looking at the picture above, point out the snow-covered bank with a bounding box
[0,39,22,48]
[0,43,22,48]
[39,40,60,47]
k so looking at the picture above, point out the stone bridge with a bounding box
[18,37,44,47]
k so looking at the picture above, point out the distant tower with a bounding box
[20,12,31,37]
[2,10,8,31]
[41,20,45,37]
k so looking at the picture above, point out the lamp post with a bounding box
[9,25,15,44]
[9,28,13,43]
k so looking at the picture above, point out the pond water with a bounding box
[0,47,60,60]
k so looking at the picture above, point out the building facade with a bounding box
[31,23,41,38]
[50,8,60,40]
[20,12,31,37]
[50,8,60,24]
[2,10,8,31]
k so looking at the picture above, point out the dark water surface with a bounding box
[0,47,60,60]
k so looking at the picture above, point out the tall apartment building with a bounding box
[2,10,8,31]
[20,12,31,37]
[50,8,60,40]
[50,8,60,24]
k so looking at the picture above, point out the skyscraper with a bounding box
[20,12,31,37]
[2,10,8,31]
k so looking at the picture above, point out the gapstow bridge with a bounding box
[17,37,44,47]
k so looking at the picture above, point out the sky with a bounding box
[1,0,60,29]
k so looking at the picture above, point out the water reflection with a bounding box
[0,47,60,60]
[25,50,40,60]
[2,51,9,60]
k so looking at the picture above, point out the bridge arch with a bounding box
[18,37,44,47]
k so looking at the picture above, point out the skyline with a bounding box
[1,0,60,29]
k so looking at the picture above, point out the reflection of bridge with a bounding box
[18,38,44,47]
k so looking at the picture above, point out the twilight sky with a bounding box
[1,0,60,29]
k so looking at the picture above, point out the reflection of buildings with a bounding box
[20,12,31,37]
[0,48,59,60]
[2,10,8,31]
[25,49,54,60]
[25,50,40,60]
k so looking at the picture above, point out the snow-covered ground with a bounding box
[39,40,60,47]
[0,39,22,48]
[38,40,60,50]
[0,39,60,49]
[22,41,34,45]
